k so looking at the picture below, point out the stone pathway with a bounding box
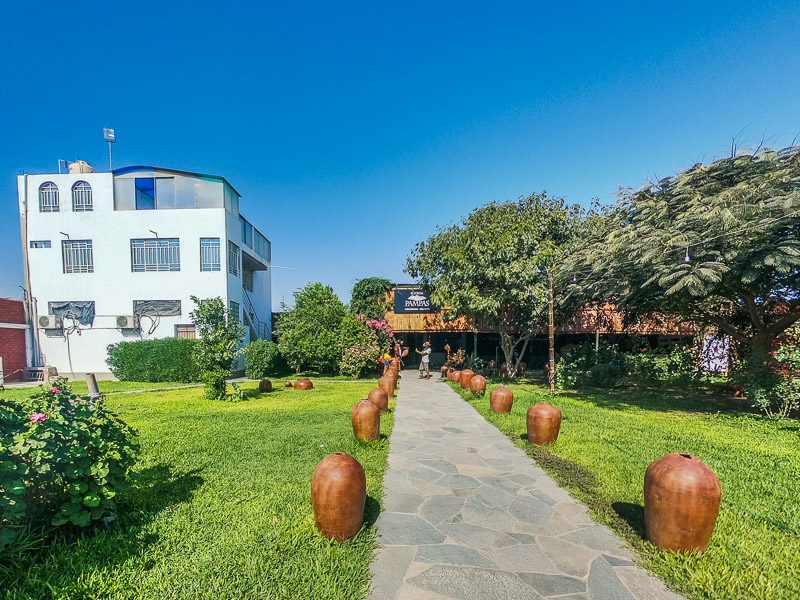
[369,373,685,600]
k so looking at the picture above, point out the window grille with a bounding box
[131,238,181,272]
[200,238,221,271]
[228,241,239,276]
[39,182,60,212]
[62,240,94,274]
[175,324,197,339]
[30,240,51,248]
[72,181,93,211]
[242,268,254,292]
[229,301,240,322]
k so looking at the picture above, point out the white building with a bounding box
[17,164,272,377]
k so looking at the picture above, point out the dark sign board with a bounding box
[394,289,439,314]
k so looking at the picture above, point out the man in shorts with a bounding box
[415,341,432,379]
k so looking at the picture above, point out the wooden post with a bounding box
[547,269,555,395]
[86,373,101,399]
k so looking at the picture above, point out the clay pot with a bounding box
[488,360,497,370]
[378,375,396,399]
[441,365,449,378]
[526,402,562,445]
[516,362,527,377]
[644,453,722,553]
[446,367,455,380]
[351,399,380,441]
[294,378,313,390]
[452,370,462,384]
[470,375,487,395]
[500,362,509,377]
[368,387,389,413]
[311,452,366,541]
[284,380,293,388]
[490,386,513,413]
[543,362,551,374]
[460,369,475,389]
[258,379,272,393]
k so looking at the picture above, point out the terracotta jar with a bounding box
[294,378,313,390]
[368,387,389,413]
[452,370,462,384]
[500,362,509,377]
[490,386,513,413]
[470,375,487,395]
[284,380,293,388]
[351,399,380,441]
[378,375,396,399]
[311,453,366,541]
[258,379,272,393]
[526,402,562,445]
[460,369,475,389]
[516,362,527,377]
[644,453,722,553]
[447,367,455,380]
[441,365,449,378]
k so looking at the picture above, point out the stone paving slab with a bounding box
[369,373,685,600]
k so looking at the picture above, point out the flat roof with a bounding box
[113,165,242,197]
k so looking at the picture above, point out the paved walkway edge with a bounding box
[368,372,685,600]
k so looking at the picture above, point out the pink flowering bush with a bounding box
[0,378,138,539]
[338,318,395,379]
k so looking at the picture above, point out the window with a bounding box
[200,238,221,271]
[62,240,94,273]
[229,301,240,322]
[72,181,93,211]
[175,324,197,339]
[228,241,239,276]
[242,267,254,292]
[131,238,180,272]
[30,240,51,248]
[39,182,60,212]
[241,217,253,247]
[135,178,156,210]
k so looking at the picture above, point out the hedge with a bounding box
[106,337,201,382]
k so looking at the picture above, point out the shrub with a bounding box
[190,296,245,401]
[106,337,200,382]
[733,349,800,419]
[0,378,138,540]
[243,340,286,378]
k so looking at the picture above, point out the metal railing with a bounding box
[242,289,270,339]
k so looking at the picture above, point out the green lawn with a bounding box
[0,380,196,402]
[449,379,800,600]
[1,381,394,600]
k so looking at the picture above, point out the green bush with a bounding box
[190,296,245,401]
[0,378,138,541]
[106,337,200,382]
[243,340,286,378]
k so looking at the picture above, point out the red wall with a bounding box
[0,299,27,382]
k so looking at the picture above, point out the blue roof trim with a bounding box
[112,165,241,196]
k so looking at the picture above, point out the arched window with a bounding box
[72,181,93,212]
[39,182,60,212]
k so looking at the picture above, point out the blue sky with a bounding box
[1,1,798,306]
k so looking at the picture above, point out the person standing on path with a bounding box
[415,341,431,379]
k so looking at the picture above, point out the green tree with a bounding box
[350,277,394,320]
[277,283,349,373]
[190,296,245,400]
[560,146,800,353]
[406,193,585,376]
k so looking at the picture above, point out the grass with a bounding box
[448,378,800,600]
[0,380,195,401]
[0,381,395,600]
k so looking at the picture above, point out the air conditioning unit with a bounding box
[38,315,61,329]
[116,315,139,330]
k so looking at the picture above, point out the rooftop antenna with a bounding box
[103,128,115,171]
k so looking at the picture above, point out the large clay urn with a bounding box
[446,367,455,380]
[644,453,721,553]
[294,378,313,390]
[378,375,396,399]
[490,386,513,413]
[441,365,449,378]
[526,402,562,445]
[284,380,293,388]
[470,375,487,395]
[516,362,527,377]
[460,369,475,389]
[500,362,509,377]
[452,370,462,384]
[258,379,273,393]
[368,387,389,413]
[351,399,380,441]
[311,453,366,541]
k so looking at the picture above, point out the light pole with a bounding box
[103,128,115,170]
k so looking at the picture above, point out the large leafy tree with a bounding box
[559,146,800,352]
[406,193,585,376]
[190,296,245,400]
[277,282,350,373]
[350,277,394,320]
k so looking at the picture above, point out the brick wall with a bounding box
[0,298,27,382]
